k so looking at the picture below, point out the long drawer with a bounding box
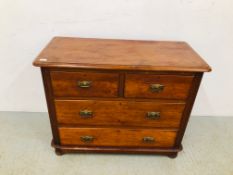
[59,127,177,148]
[125,74,193,100]
[55,100,185,128]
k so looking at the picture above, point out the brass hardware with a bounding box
[150,84,164,92]
[146,112,160,120]
[79,110,93,118]
[78,81,92,88]
[142,137,155,143]
[80,136,94,143]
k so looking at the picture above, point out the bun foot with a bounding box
[55,148,64,156]
[167,153,178,158]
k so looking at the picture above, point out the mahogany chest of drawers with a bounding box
[33,37,211,158]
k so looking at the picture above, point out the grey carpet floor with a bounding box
[0,112,232,175]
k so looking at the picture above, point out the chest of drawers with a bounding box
[33,37,211,158]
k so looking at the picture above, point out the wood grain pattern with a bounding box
[41,68,60,145]
[59,127,177,148]
[175,73,203,147]
[52,140,181,156]
[50,71,119,97]
[55,100,185,128]
[33,37,211,157]
[33,37,211,72]
[125,74,194,100]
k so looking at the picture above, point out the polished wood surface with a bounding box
[50,71,119,97]
[33,37,211,157]
[55,100,185,128]
[41,68,60,145]
[175,73,203,147]
[33,37,211,72]
[52,139,181,157]
[125,74,193,100]
[59,127,177,148]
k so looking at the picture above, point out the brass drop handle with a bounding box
[78,81,92,88]
[142,136,155,143]
[146,112,160,120]
[79,110,93,118]
[150,84,164,93]
[80,136,95,143]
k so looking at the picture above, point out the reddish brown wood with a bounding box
[51,139,182,157]
[125,74,194,100]
[41,68,60,145]
[48,67,196,76]
[59,127,177,148]
[54,96,184,103]
[55,100,185,128]
[118,73,125,97]
[33,37,211,72]
[50,71,119,98]
[33,37,211,158]
[175,73,203,147]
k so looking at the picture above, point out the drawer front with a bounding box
[50,71,119,97]
[125,74,194,100]
[55,100,185,128]
[59,127,177,148]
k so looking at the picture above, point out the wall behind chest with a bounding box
[0,0,232,116]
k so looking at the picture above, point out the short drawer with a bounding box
[59,127,177,148]
[125,74,194,100]
[55,100,185,128]
[50,71,119,97]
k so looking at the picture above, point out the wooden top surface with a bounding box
[33,37,211,72]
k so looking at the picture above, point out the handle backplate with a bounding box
[150,84,164,93]
[79,110,93,118]
[80,136,94,143]
[78,81,92,88]
[146,112,160,120]
[142,136,155,143]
